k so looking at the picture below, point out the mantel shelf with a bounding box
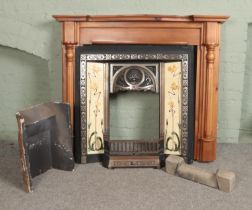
[53,14,229,23]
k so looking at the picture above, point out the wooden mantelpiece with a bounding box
[53,14,229,162]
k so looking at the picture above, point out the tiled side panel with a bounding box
[86,63,105,154]
[163,62,182,155]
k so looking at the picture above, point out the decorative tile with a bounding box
[86,63,105,155]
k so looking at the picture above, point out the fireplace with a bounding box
[74,45,195,167]
[53,14,229,164]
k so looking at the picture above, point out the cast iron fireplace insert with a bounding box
[75,45,196,168]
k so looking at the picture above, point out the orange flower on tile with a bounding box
[167,64,177,74]
[170,82,179,91]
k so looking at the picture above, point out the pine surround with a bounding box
[53,14,229,162]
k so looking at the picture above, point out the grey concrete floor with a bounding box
[0,139,252,210]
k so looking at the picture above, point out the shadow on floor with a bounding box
[0,140,24,191]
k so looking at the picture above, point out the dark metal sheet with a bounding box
[16,102,74,192]
[24,116,55,178]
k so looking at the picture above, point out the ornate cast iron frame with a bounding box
[110,63,159,93]
[79,53,189,164]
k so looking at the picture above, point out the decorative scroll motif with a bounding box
[80,53,188,158]
[181,57,189,157]
[163,62,184,155]
[86,63,105,154]
[110,63,159,93]
[80,54,187,61]
[80,60,87,159]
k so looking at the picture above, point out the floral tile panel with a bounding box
[87,62,105,155]
[164,62,182,155]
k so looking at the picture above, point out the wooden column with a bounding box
[198,22,220,161]
[200,44,217,161]
[61,21,78,127]
[63,42,76,125]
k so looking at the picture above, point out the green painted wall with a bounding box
[110,92,159,140]
[0,45,50,140]
[0,0,252,143]
[240,23,252,143]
